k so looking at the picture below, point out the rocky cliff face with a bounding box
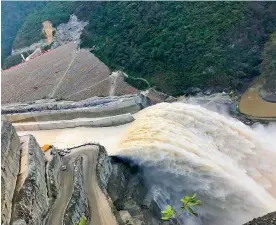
[11,135,49,225]
[2,121,266,225]
[1,122,61,225]
[51,14,88,49]
[45,147,61,203]
[96,147,170,225]
[142,88,176,105]
[1,121,21,225]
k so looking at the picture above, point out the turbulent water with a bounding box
[116,102,276,225]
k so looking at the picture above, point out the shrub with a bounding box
[161,193,202,221]
[75,216,87,225]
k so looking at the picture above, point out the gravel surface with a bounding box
[243,212,276,225]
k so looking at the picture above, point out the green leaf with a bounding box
[79,216,87,225]
[187,206,198,217]
[75,216,87,225]
[180,194,202,216]
[161,205,175,220]
[161,194,202,220]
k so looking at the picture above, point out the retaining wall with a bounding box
[5,100,140,123]
[14,113,134,131]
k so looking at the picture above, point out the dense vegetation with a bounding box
[12,2,76,49]
[80,2,276,95]
[261,32,276,79]
[1,2,45,64]
[3,2,276,95]
[12,2,97,50]
[2,1,95,69]
[259,31,276,97]
[3,50,34,70]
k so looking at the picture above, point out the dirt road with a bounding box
[44,146,117,225]
[44,156,74,225]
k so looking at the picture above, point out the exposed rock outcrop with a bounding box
[142,88,176,105]
[1,121,21,225]
[96,147,169,225]
[63,156,89,225]
[1,122,166,225]
[243,212,276,225]
[10,135,49,225]
[45,147,61,203]
[51,14,88,49]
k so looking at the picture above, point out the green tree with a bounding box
[1,2,45,64]
[79,2,276,95]
[5,2,276,94]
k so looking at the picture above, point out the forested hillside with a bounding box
[80,2,276,95]
[12,2,76,49]
[12,2,94,49]
[3,2,276,95]
[1,2,45,64]
[259,31,276,101]
[261,32,276,80]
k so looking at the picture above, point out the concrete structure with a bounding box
[13,113,134,131]
[4,100,141,123]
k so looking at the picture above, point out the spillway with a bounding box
[116,102,276,225]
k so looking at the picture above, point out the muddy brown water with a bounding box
[239,77,276,119]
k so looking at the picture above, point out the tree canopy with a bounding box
[3,2,276,95]
[80,2,276,95]
[1,1,45,64]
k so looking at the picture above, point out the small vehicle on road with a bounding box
[61,165,67,171]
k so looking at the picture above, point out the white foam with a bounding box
[116,102,276,225]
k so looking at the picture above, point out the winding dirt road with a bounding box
[44,156,74,225]
[44,146,117,225]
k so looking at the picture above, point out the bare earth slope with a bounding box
[2,42,136,104]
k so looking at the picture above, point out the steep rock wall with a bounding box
[45,147,61,204]
[1,121,21,225]
[96,147,169,225]
[10,135,49,225]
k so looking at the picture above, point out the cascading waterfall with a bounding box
[115,102,276,225]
